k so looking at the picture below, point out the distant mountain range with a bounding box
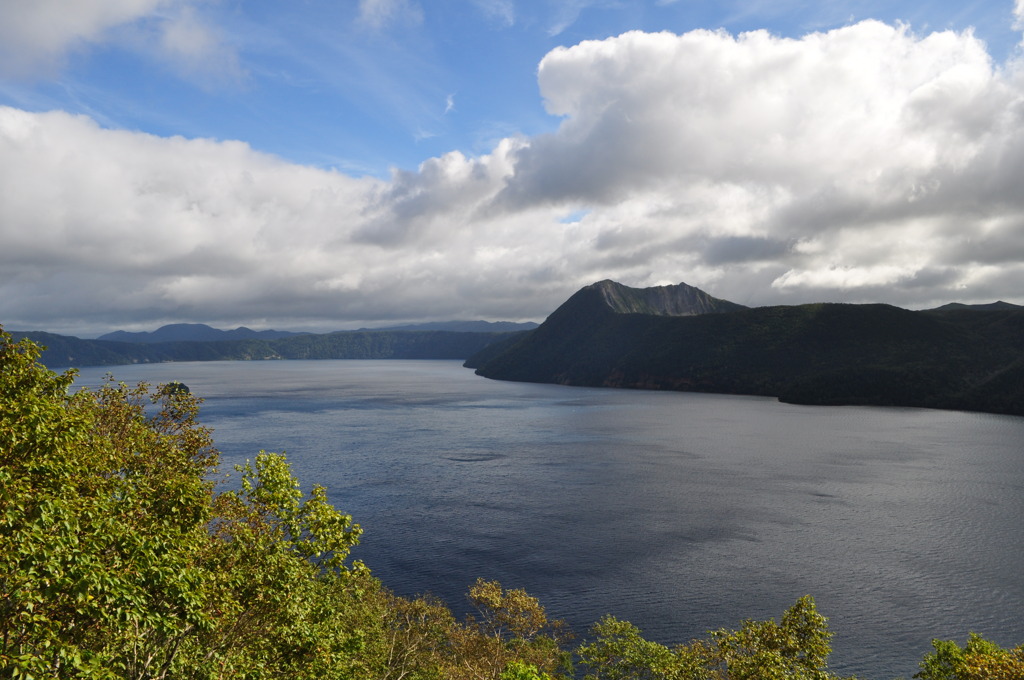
[359,320,539,333]
[467,280,1024,417]
[922,301,1022,312]
[97,320,537,343]
[97,324,307,343]
[8,283,1024,416]
[8,321,535,368]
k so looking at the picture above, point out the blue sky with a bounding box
[2,1,1024,335]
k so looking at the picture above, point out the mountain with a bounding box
[923,301,1023,313]
[7,328,526,368]
[468,281,1024,417]
[98,320,538,342]
[360,320,539,333]
[587,279,747,315]
[465,280,749,383]
[9,331,156,367]
[98,323,305,343]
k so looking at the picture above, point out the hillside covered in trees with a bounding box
[3,328,1024,678]
[468,280,1024,417]
[10,327,525,368]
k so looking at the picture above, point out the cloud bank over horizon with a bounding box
[2,13,1024,336]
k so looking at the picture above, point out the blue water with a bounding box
[72,360,1024,679]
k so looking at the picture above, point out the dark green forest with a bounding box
[2,329,1022,679]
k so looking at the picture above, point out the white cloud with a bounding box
[511,22,1000,202]
[0,107,567,333]
[4,19,1024,334]
[0,107,371,329]
[491,21,1024,306]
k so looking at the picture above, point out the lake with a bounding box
[71,359,1024,679]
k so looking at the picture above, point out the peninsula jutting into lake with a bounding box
[467,280,1024,417]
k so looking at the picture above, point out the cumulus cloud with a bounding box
[0,107,569,333]
[0,108,362,328]
[4,18,1024,334]
[494,21,1024,305]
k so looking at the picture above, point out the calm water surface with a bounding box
[73,360,1024,680]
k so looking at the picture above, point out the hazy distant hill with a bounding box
[98,323,306,343]
[468,281,1024,417]
[97,320,537,342]
[923,301,1023,313]
[8,328,526,368]
[363,320,539,333]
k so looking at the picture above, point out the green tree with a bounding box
[579,596,851,680]
[450,578,572,679]
[188,451,367,679]
[577,615,707,680]
[500,660,554,680]
[915,633,1024,680]
[1,331,217,678]
[0,329,369,679]
[333,578,573,680]
[707,595,839,680]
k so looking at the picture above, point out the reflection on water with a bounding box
[74,360,1024,680]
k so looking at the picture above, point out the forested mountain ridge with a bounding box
[923,301,1023,312]
[8,328,525,368]
[97,320,538,343]
[359,320,539,333]
[468,281,1024,416]
[97,323,306,343]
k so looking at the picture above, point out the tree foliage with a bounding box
[915,633,1024,680]
[0,329,369,679]
[1,332,217,678]
[578,596,856,680]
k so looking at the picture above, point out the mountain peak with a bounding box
[97,324,304,343]
[586,280,747,316]
[925,300,1023,313]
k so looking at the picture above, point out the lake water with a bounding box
[71,360,1024,680]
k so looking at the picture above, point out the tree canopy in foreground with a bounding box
[2,328,1021,679]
